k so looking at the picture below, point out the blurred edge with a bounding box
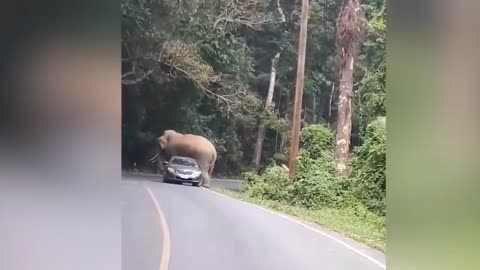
[0,1,120,270]
[389,0,480,269]
[1,0,480,270]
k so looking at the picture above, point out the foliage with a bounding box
[359,60,386,126]
[244,166,290,201]
[350,116,386,215]
[289,125,343,208]
[299,124,334,158]
[246,119,385,215]
[358,0,386,128]
[122,0,387,216]
[291,154,353,208]
[160,40,216,85]
[246,125,352,209]
[121,0,270,174]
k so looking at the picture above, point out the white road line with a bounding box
[212,179,244,183]
[146,184,171,270]
[204,188,386,269]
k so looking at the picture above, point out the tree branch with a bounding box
[144,55,240,111]
[276,0,286,23]
[121,70,153,85]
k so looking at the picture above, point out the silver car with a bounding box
[162,156,203,187]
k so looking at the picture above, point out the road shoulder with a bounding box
[209,187,386,268]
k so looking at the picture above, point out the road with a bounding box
[122,172,246,190]
[122,175,386,270]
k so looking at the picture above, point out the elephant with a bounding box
[151,130,217,188]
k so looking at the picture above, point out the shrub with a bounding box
[291,151,354,209]
[246,124,355,209]
[350,117,386,215]
[245,121,386,215]
[243,166,290,202]
[300,124,334,159]
[286,125,350,209]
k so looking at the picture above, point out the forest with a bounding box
[122,0,386,248]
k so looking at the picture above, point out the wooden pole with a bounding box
[288,0,309,180]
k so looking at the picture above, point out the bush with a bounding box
[350,117,386,215]
[300,124,334,159]
[246,121,385,216]
[287,125,351,209]
[291,151,354,209]
[243,166,290,202]
[246,124,355,209]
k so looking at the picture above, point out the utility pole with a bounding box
[288,0,309,180]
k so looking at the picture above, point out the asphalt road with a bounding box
[122,175,386,270]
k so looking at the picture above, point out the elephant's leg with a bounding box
[201,171,211,188]
[208,161,215,176]
[198,160,212,188]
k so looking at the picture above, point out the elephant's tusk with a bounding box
[148,153,160,162]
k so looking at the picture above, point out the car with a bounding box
[162,156,203,187]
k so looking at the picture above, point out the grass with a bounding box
[213,188,386,251]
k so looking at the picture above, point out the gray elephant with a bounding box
[151,130,217,188]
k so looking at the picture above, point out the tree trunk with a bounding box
[312,91,317,124]
[334,0,366,176]
[328,82,335,127]
[252,52,281,168]
[334,55,354,176]
[252,0,286,169]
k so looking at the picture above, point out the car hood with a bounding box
[169,164,201,173]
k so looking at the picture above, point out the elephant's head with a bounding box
[149,130,182,173]
[157,129,182,152]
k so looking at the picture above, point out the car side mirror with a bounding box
[162,161,168,166]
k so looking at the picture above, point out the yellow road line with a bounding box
[146,184,171,270]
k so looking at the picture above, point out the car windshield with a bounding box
[171,158,197,167]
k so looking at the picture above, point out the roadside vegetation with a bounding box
[215,120,386,251]
[216,188,385,251]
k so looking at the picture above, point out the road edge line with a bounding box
[204,188,386,269]
[146,184,171,270]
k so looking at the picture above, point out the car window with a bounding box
[171,158,197,167]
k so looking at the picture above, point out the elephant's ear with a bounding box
[158,136,167,149]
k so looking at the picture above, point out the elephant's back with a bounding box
[171,134,215,158]
[185,134,215,148]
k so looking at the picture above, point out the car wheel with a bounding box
[193,182,200,187]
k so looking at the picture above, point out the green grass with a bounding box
[213,188,386,251]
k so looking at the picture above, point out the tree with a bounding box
[252,0,287,169]
[121,0,385,179]
[358,0,386,130]
[121,0,273,174]
[334,0,367,176]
